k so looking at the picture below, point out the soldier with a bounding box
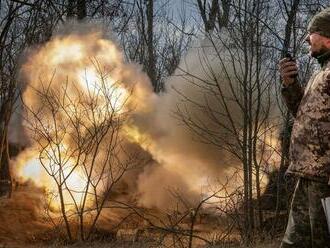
[278,7,330,248]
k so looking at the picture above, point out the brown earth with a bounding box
[0,184,50,247]
[0,184,282,248]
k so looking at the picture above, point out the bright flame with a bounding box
[18,30,141,213]
[77,67,128,112]
[21,158,42,182]
[123,125,153,149]
[16,149,90,211]
[50,42,84,64]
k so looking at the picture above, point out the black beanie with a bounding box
[308,7,330,38]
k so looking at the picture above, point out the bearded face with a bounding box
[305,33,330,58]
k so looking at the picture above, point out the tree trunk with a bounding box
[0,128,11,198]
[196,0,219,33]
[0,100,12,198]
[218,0,231,29]
[146,0,157,91]
[273,0,300,234]
[77,0,86,20]
[67,0,75,19]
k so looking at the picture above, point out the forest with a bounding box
[0,0,327,247]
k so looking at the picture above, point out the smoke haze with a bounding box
[13,23,280,212]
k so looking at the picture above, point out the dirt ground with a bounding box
[0,185,51,247]
[0,185,282,248]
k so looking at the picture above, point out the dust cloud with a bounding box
[12,24,280,212]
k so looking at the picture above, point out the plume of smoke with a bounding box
[133,33,281,210]
[132,40,240,209]
[14,23,281,213]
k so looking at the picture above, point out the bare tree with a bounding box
[0,1,19,196]
[196,0,231,33]
[175,0,330,243]
[77,0,86,20]
[272,0,301,235]
[23,61,141,241]
[111,175,238,248]
[0,0,70,197]
[119,0,194,92]
[176,0,286,243]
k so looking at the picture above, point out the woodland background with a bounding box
[0,0,327,247]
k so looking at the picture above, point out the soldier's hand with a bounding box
[279,58,298,87]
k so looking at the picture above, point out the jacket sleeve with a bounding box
[281,80,305,117]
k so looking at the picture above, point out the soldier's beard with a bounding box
[311,45,329,58]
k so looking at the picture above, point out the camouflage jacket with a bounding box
[282,61,330,182]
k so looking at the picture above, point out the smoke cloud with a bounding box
[132,33,281,210]
[13,23,280,212]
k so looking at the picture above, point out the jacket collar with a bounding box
[316,50,330,68]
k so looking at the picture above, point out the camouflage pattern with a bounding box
[280,178,330,247]
[282,61,330,182]
[281,80,305,117]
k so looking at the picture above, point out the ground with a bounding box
[0,185,282,247]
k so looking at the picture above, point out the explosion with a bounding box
[14,24,278,219]
[16,26,155,214]
[16,147,87,211]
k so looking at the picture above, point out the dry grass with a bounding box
[27,236,282,248]
[0,186,284,248]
